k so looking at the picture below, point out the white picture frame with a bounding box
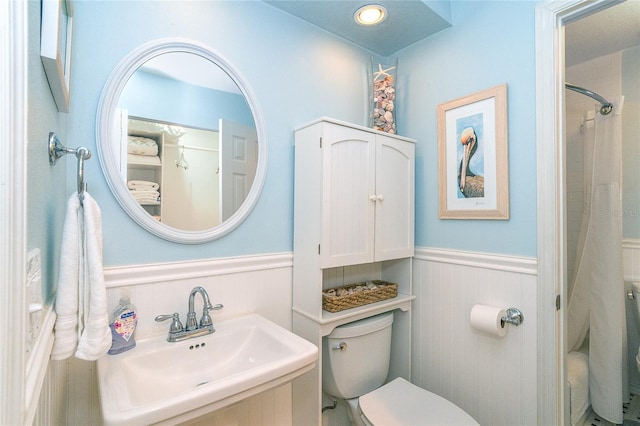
[437,84,509,220]
[40,0,73,113]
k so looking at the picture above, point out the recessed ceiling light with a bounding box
[354,5,387,26]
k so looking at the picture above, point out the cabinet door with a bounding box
[374,134,414,261]
[320,125,376,268]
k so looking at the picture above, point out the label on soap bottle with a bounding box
[113,310,137,342]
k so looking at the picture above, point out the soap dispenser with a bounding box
[108,296,138,355]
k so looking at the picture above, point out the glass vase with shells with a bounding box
[368,56,398,134]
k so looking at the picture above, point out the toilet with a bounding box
[323,311,479,425]
[633,282,640,373]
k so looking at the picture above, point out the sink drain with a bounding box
[196,381,209,387]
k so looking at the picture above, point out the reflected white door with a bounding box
[219,119,258,221]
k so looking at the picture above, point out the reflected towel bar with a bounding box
[48,132,92,204]
[565,83,614,115]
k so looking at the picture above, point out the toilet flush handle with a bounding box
[332,342,347,351]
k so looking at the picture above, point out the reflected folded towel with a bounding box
[130,189,160,204]
[51,192,111,361]
[128,136,158,156]
[127,180,159,191]
[127,154,161,166]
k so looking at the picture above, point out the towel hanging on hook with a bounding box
[48,132,92,204]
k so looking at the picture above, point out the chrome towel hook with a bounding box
[48,132,92,204]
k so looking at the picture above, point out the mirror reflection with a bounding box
[115,52,258,232]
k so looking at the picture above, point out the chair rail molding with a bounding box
[103,252,293,287]
[414,247,537,275]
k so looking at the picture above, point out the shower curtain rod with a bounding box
[566,83,614,115]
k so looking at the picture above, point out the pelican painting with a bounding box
[458,126,484,198]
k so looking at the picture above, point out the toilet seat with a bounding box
[358,378,479,425]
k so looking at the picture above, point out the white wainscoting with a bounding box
[40,252,295,426]
[412,247,538,426]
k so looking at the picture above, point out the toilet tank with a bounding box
[322,311,394,399]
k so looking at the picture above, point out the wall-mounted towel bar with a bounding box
[566,83,614,115]
[48,132,92,204]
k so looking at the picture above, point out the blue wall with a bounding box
[68,0,538,266]
[27,0,70,302]
[399,0,538,256]
[120,70,254,130]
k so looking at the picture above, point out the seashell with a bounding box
[384,111,394,123]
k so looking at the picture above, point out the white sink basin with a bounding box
[97,313,317,425]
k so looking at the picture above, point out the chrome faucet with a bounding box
[155,286,223,342]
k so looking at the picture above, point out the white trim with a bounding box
[0,1,28,424]
[96,38,268,244]
[535,1,622,424]
[25,307,56,424]
[414,247,537,275]
[104,252,293,287]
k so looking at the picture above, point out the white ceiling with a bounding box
[263,0,452,56]
[565,0,640,67]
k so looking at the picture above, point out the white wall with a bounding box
[412,248,538,425]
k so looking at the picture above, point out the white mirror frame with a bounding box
[96,38,267,244]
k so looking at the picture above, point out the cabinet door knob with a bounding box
[369,195,378,202]
[377,195,384,201]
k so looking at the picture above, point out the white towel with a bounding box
[127,136,158,156]
[127,180,160,191]
[127,154,161,166]
[51,192,111,361]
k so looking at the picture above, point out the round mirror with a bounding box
[96,39,267,244]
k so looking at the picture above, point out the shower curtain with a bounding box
[567,97,627,424]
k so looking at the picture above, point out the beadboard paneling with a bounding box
[413,248,538,426]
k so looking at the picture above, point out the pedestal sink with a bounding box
[97,313,317,425]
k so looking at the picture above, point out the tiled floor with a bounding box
[585,394,640,426]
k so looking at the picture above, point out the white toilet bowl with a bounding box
[346,377,478,426]
[323,312,478,425]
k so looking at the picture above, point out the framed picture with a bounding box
[437,84,509,220]
[41,0,73,113]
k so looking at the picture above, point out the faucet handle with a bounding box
[155,312,184,334]
[200,303,223,328]
[209,303,224,311]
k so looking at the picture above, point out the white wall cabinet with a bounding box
[317,123,414,268]
[292,118,415,426]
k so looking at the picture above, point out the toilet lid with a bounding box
[359,378,479,426]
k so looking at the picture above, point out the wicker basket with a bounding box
[322,280,398,313]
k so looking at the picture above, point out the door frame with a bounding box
[0,0,28,424]
[535,0,625,423]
